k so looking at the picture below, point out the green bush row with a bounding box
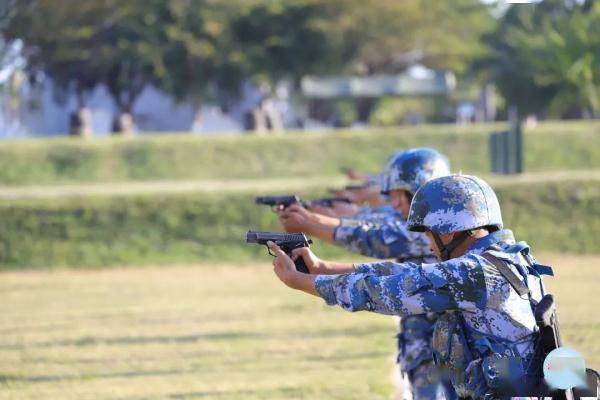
[0,121,598,185]
[0,180,597,269]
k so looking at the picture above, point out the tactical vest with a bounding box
[431,244,551,399]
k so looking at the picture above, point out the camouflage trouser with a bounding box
[398,315,457,400]
[402,361,438,400]
[402,361,456,400]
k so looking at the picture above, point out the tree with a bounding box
[89,1,179,134]
[230,2,342,85]
[320,0,496,122]
[6,0,199,134]
[155,1,246,127]
[228,1,347,130]
[226,0,495,126]
[318,0,495,76]
[483,0,599,118]
[6,1,109,135]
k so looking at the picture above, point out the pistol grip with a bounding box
[294,256,310,274]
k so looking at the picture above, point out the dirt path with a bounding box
[0,170,598,200]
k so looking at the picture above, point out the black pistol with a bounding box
[246,230,312,273]
[344,184,370,190]
[255,195,306,210]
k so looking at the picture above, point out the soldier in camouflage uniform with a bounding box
[278,148,446,261]
[279,148,456,399]
[269,174,553,399]
[345,204,396,224]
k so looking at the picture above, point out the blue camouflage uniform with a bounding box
[350,204,396,223]
[316,175,552,399]
[333,212,450,399]
[315,229,551,399]
[333,149,454,399]
[333,210,433,263]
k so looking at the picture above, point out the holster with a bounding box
[532,294,599,399]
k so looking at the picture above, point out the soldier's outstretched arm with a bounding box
[314,259,484,315]
[290,247,356,275]
[277,204,340,243]
[333,218,430,259]
[270,241,482,316]
[353,260,418,276]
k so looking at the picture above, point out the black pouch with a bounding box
[481,354,529,395]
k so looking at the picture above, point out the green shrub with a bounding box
[0,121,597,185]
[370,97,437,126]
[0,180,597,269]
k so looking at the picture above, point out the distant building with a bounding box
[301,65,455,99]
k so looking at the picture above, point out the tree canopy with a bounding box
[484,0,599,118]
[3,0,597,132]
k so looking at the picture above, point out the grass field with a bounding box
[0,121,597,185]
[1,178,597,269]
[1,254,598,400]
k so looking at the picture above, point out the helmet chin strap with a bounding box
[432,230,473,261]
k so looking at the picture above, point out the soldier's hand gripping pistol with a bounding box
[246,230,312,273]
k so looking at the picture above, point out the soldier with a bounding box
[311,156,400,219]
[279,148,448,260]
[279,148,455,399]
[268,174,554,399]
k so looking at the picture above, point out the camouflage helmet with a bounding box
[380,148,450,195]
[407,174,503,234]
[379,150,405,193]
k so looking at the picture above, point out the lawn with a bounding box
[0,121,597,185]
[1,254,598,400]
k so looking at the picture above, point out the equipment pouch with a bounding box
[482,354,528,395]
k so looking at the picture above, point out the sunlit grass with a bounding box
[0,254,598,399]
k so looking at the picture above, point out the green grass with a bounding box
[0,121,597,185]
[0,179,597,269]
[0,255,598,400]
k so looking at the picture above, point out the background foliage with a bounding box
[483,0,599,118]
[5,0,597,124]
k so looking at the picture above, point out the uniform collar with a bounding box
[466,229,515,255]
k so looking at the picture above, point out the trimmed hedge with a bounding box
[0,121,598,185]
[0,180,597,269]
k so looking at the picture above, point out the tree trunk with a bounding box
[190,102,203,133]
[69,107,93,138]
[356,97,376,123]
[251,108,268,134]
[112,112,135,136]
[263,98,284,133]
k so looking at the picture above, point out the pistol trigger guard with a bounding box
[267,241,284,257]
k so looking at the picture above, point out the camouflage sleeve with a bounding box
[354,260,420,276]
[350,205,395,222]
[349,207,377,221]
[333,218,431,259]
[315,258,485,316]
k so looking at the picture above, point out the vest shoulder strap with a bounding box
[481,252,531,297]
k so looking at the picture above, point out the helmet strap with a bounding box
[432,230,473,261]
